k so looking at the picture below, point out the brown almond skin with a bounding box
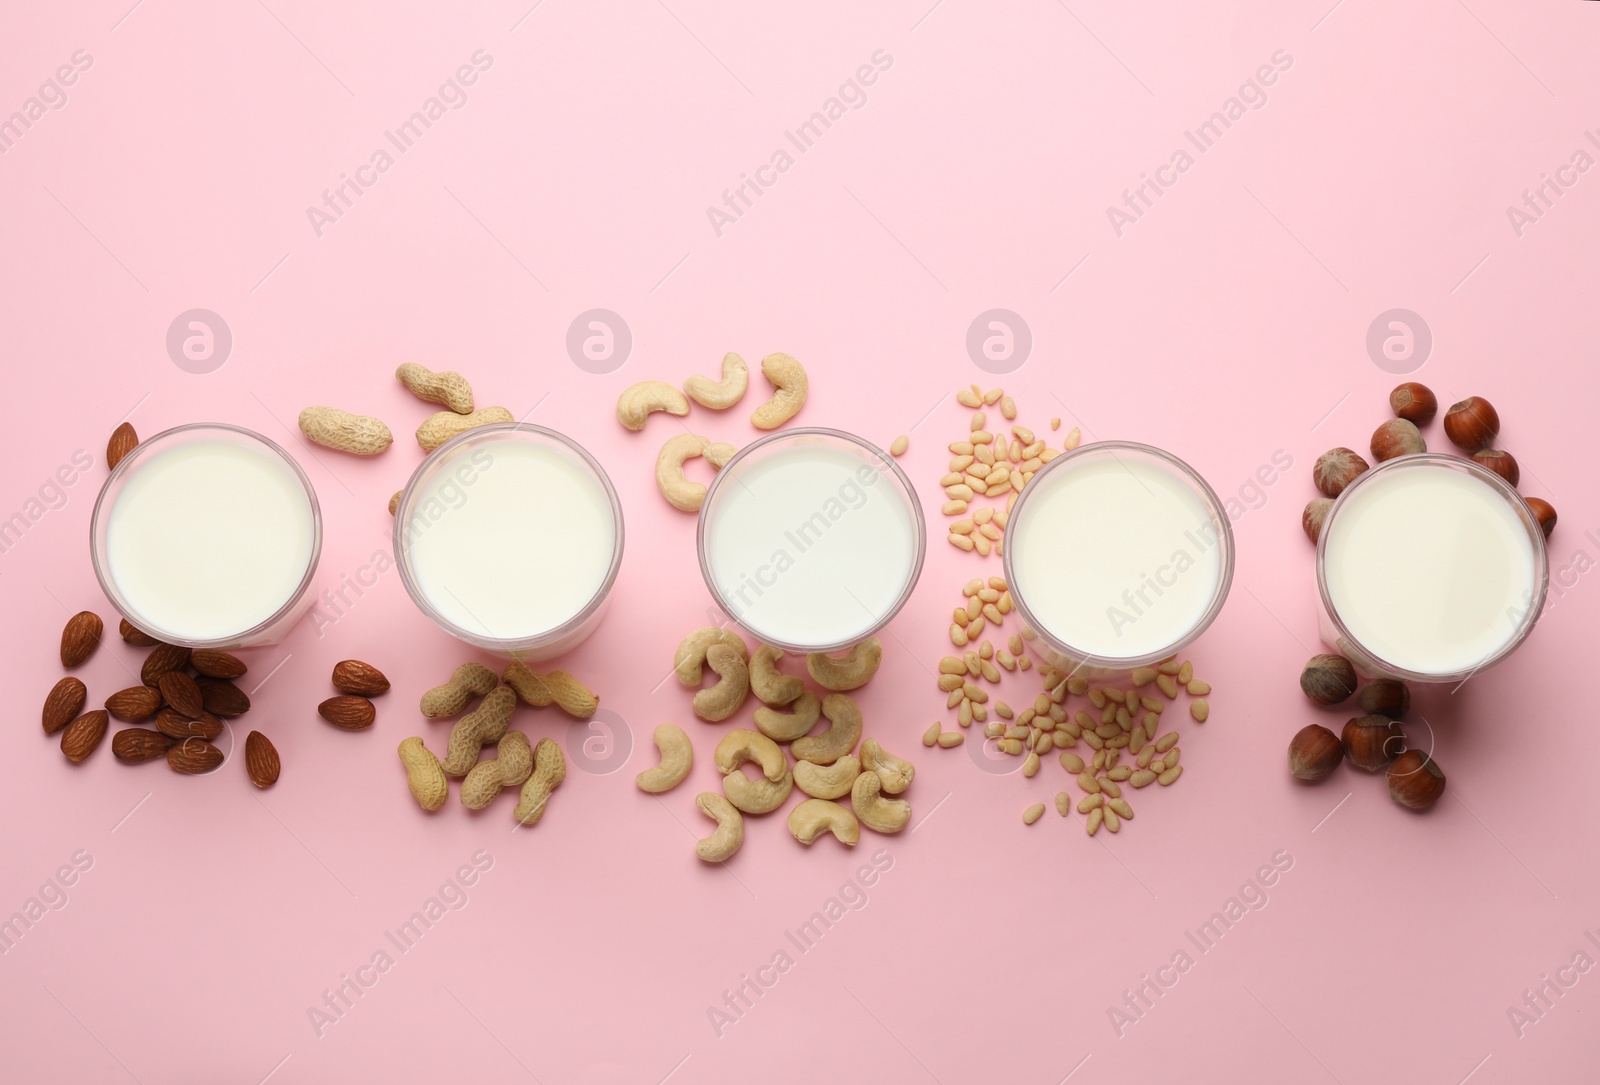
[245,731,281,788]
[119,618,160,646]
[332,660,390,697]
[112,727,176,763]
[190,649,248,679]
[156,708,223,741]
[60,611,103,668]
[105,685,163,722]
[195,677,251,717]
[141,643,192,687]
[43,677,88,734]
[106,422,139,469]
[61,711,109,763]
[167,739,225,774]
[319,695,376,730]
[158,671,205,718]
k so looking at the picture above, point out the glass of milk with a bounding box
[394,423,623,660]
[1003,441,1235,679]
[1316,453,1548,682]
[697,429,926,652]
[90,424,323,648]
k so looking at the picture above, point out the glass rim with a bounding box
[1314,451,1550,682]
[89,422,324,649]
[695,426,927,654]
[392,421,625,655]
[1001,440,1237,670]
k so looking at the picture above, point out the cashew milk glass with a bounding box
[699,431,923,651]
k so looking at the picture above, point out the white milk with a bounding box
[703,444,918,648]
[1322,464,1536,675]
[405,439,615,641]
[107,439,315,640]
[1009,456,1224,659]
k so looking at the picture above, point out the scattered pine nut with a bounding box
[1086,807,1103,836]
[1131,667,1157,687]
[1158,765,1183,785]
[1023,802,1046,825]
[1190,699,1209,722]
[890,434,909,457]
[1156,674,1180,699]
[1055,792,1071,816]
[937,732,964,748]
[983,387,1003,405]
[1064,427,1081,450]
[923,721,941,746]
[957,389,983,408]
[1188,680,1211,696]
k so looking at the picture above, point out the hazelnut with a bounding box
[1288,724,1343,781]
[1300,653,1358,706]
[1389,382,1438,426]
[1313,447,1369,498]
[1470,448,1519,487]
[1357,678,1410,719]
[1371,418,1425,462]
[1442,396,1499,452]
[1342,715,1404,772]
[1387,749,1446,810]
[1302,498,1333,544]
[1524,496,1557,539]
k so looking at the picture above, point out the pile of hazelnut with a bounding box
[1301,384,1558,545]
[1288,383,1559,814]
[1289,655,1442,810]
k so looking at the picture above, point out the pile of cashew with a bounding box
[750,645,804,706]
[807,638,883,691]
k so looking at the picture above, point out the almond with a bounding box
[60,611,103,668]
[190,649,247,679]
[60,711,109,762]
[157,671,205,718]
[331,659,390,697]
[155,708,223,741]
[195,677,250,717]
[167,738,224,774]
[105,685,162,722]
[112,727,175,763]
[106,422,139,469]
[119,618,160,647]
[43,676,88,734]
[141,643,192,687]
[318,695,375,730]
[245,731,280,788]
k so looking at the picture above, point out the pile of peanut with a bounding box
[922,386,1210,835]
[640,627,919,860]
[612,352,809,514]
[396,661,599,826]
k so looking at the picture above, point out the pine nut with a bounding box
[1156,674,1180,699]
[940,472,964,487]
[1033,732,1052,754]
[1023,803,1045,825]
[938,732,964,748]
[947,689,964,708]
[1131,667,1158,687]
[1099,779,1122,799]
[983,387,1003,405]
[1106,766,1132,782]
[938,674,964,692]
[1108,797,1134,820]
[958,700,972,727]
[957,389,982,408]
[1018,656,1031,671]
[971,703,987,722]
[923,721,941,746]
[984,721,1004,738]
[1000,738,1023,755]
[949,440,974,455]
[1081,731,1104,750]
[997,650,1016,672]
[1067,675,1088,695]
[995,700,1014,719]
[1088,689,1106,709]
[1164,747,1181,767]
[1103,808,1121,832]
[1077,771,1100,793]
[1130,769,1157,787]
[1177,661,1194,683]
[1103,688,1124,704]
[987,576,1006,590]
[1055,791,1070,816]
[1101,704,1117,726]
[1158,765,1183,785]
[1091,750,1106,771]
[1137,746,1155,768]
[1130,727,1147,753]
[1190,699,1209,722]
[997,591,1012,614]
[1023,751,1041,776]
[1086,807,1103,836]
[1078,793,1103,813]
[1115,707,1132,730]
[963,578,983,596]
[939,656,966,675]
[951,519,975,535]
[951,455,975,471]
[1052,730,1073,749]
[1159,659,1182,676]
[1000,396,1018,420]
[974,535,991,556]
[1050,417,1061,430]
[950,623,969,647]
[1060,752,1085,773]
[970,411,986,431]
[1155,732,1178,753]
[1188,679,1211,696]
[945,504,971,519]
[1141,696,1165,714]
[1064,427,1081,450]
[967,616,985,638]
[1095,724,1120,740]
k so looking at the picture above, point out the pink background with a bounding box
[3,1,1599,1081]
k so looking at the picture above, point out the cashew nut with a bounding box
[460,731,534,809]
[695,792,744,862]
[442,686,517,777]
[616,380,690,431]
[793,755,859,800]
[850,770,911,834]
[513,737,566,825]
[753,690,820,744]
[860,738,915,795]
[636,724,693,793]
[722,764,793,815]
[693,644,750,723]
[806,638,882,691]
[706,442,738,468]
[674,628,749,686]
[750,352,807,430]
[683,352,749,410]
[787,798,859,846]
[656,433,714,513]
[749,644,804,706]
[791,693,862,766]
[713,729,787,782]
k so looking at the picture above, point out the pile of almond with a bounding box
[46,610,279,787]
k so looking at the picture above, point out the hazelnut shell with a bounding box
[1387,749,1446,810]
[1342,715,1404,772]
[1371,418,1425,462]
[1313,448,1369,498]
[1300,654,1358,706]
[1524,497,1557,539]
[1471,449,1519,487]
[1389,382,1438,426]
[1442,397,1499,452]
[1289,724,1343,781]
[1302,498,1333,544]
